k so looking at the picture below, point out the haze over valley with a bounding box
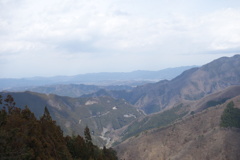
[1,55,240,159]
[1,0,240,159]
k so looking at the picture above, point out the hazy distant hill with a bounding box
[115,95,240,160]
[70,66,195,82]
[0,91,143,147]
[1,55,240,152]
[8,84,133,97]
[91,55,240,114]
[0,66,194,90]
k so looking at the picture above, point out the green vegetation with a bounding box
[220,101,240,128]
[144,104,161,114]
[3,92,143,146]
[0,95,118,160]
[206,98,229,108]
[190,111,195,115]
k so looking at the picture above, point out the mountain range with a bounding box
[8,84,134,98]
[112,85,240,146]
[1,54,240,159]
[115,93,240,160]
[0,66,194,90]
[85,55,240,114]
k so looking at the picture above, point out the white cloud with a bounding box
[0,0,240,78]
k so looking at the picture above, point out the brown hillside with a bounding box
[115,96,240,160]
[124,55,240,114]
[192,85,240,112]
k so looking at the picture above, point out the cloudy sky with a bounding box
[1,0,240,78]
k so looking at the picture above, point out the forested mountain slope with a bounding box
[0,91,143,147]
[110,85,240,145]
[115,95,240,160]
[0,95,118,160]
[89,55,240,114]
[129,55,240,114]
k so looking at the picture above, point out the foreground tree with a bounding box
[0,94,118,160]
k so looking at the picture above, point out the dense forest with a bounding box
[220,101,240,128]
[0,95,118,160]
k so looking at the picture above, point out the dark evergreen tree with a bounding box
[84,126,95,159]
[4,95,16,114]
[65,135,88,159]
[41,106,52,121]
[84,126,92,145]
[220,101,240,128]
[0,94,118,160]
[0,95,2,105]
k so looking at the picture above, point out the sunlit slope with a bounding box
[116,95,240,160]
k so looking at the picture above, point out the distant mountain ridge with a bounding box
[0,66,195,90]
[88,55,240,114]
[1,54,240,150]
[8,84,134,98]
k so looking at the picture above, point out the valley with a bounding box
[1,55,240,159]
[0,91,144,147]
[88,55,240,114]
[115,95,240,160]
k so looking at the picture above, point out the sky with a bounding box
[0,0,240,78]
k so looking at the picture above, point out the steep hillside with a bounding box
[110,85,240,145]
[134,55,240,113]
[192,85,240,112]
[94,55,240,114]
[115,95,240,160]
[0,91,143,147]
[116,103,189,143]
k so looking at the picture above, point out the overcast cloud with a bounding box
[1,0,240,78]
